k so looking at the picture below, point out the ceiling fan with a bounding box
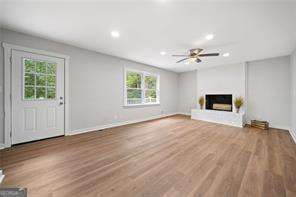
[172,48,219,64]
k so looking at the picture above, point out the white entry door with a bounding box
[11,50,65,144]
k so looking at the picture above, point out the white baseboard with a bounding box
[269,124,290,131]
[289,129,296,144]
[245,120,290,131]
[0,143,5,150]
[68,112,179,136]
[178,112,191,116]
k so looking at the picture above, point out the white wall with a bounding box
[178,71,197,115]
[190,57,291,130]
[0,28,293,145]
[0,28,3,146]
[291,51,296,141]
[0,28,179,143]
[196,63,246,112]
[247,56,291,130]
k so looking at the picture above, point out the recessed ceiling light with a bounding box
[223,53,230,57]
[160,51,166,56]
[185,61,190,65]
[111,30,120,38]
[205,34,214,40]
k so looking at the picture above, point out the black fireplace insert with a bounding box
[205,94,233,112]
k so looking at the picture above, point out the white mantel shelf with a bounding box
[191,109,246,128]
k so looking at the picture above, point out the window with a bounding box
[125,69,159,106]
[23,58,57,100]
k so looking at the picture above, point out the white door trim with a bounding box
[2,43,70,148]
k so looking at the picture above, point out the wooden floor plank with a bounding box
[1,115,296,197]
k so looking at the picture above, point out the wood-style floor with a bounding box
[1,115,296,197]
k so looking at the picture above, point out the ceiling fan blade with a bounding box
[197,48,203,54]
[190,48,203,55]
[196,58,202,63]
[172,55,189,57]
[198,53,219,57]
[177,58,189,63]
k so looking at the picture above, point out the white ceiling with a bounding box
[1,1,296,73]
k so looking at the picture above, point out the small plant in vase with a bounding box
[234,97,244,113]
[198,96,205,110]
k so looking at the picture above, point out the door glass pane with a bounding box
[36,87,46,99]
[47,63,56,75]
[24,59,35,73]
[24,73,35,86]
[47,87,56,99]
[24,86,35,99]
[127,89,142,105]
[126,71,141,88]
[36,75,46,86]
[47,75,56,86]
[23,58,57,100]
[36,61,46,74]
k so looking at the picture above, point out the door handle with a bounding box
[59,101,64,105]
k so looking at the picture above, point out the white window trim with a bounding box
[124,68,160,107]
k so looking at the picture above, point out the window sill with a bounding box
[124,103,160,108]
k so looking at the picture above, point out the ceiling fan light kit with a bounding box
[172,48,220,64]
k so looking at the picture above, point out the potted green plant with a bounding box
[234,96,244,113]
[198,96,205,110]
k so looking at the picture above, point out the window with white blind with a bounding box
[124,69,159,106]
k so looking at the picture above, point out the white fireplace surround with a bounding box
[191,109,246,128]
[191,63,247,127]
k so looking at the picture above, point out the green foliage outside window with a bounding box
[126,72,141,88]
[36,61,46,74]
[36,75,46,86]
[24,87,35,99]
[23,58,57,100]
[47,88,56,99]
[145,75,156,89]
[25,74,35,86]
[145,90,156,98]
[127,89,142,99]
[47,75,56,86]
[36,87,46,99]
[24,59,35,73]
[126,72,142,103]
[126,70,158,105]
[48,63,56,75]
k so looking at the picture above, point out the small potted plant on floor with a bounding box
[199,96,205,110]
[234,96,244,113]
